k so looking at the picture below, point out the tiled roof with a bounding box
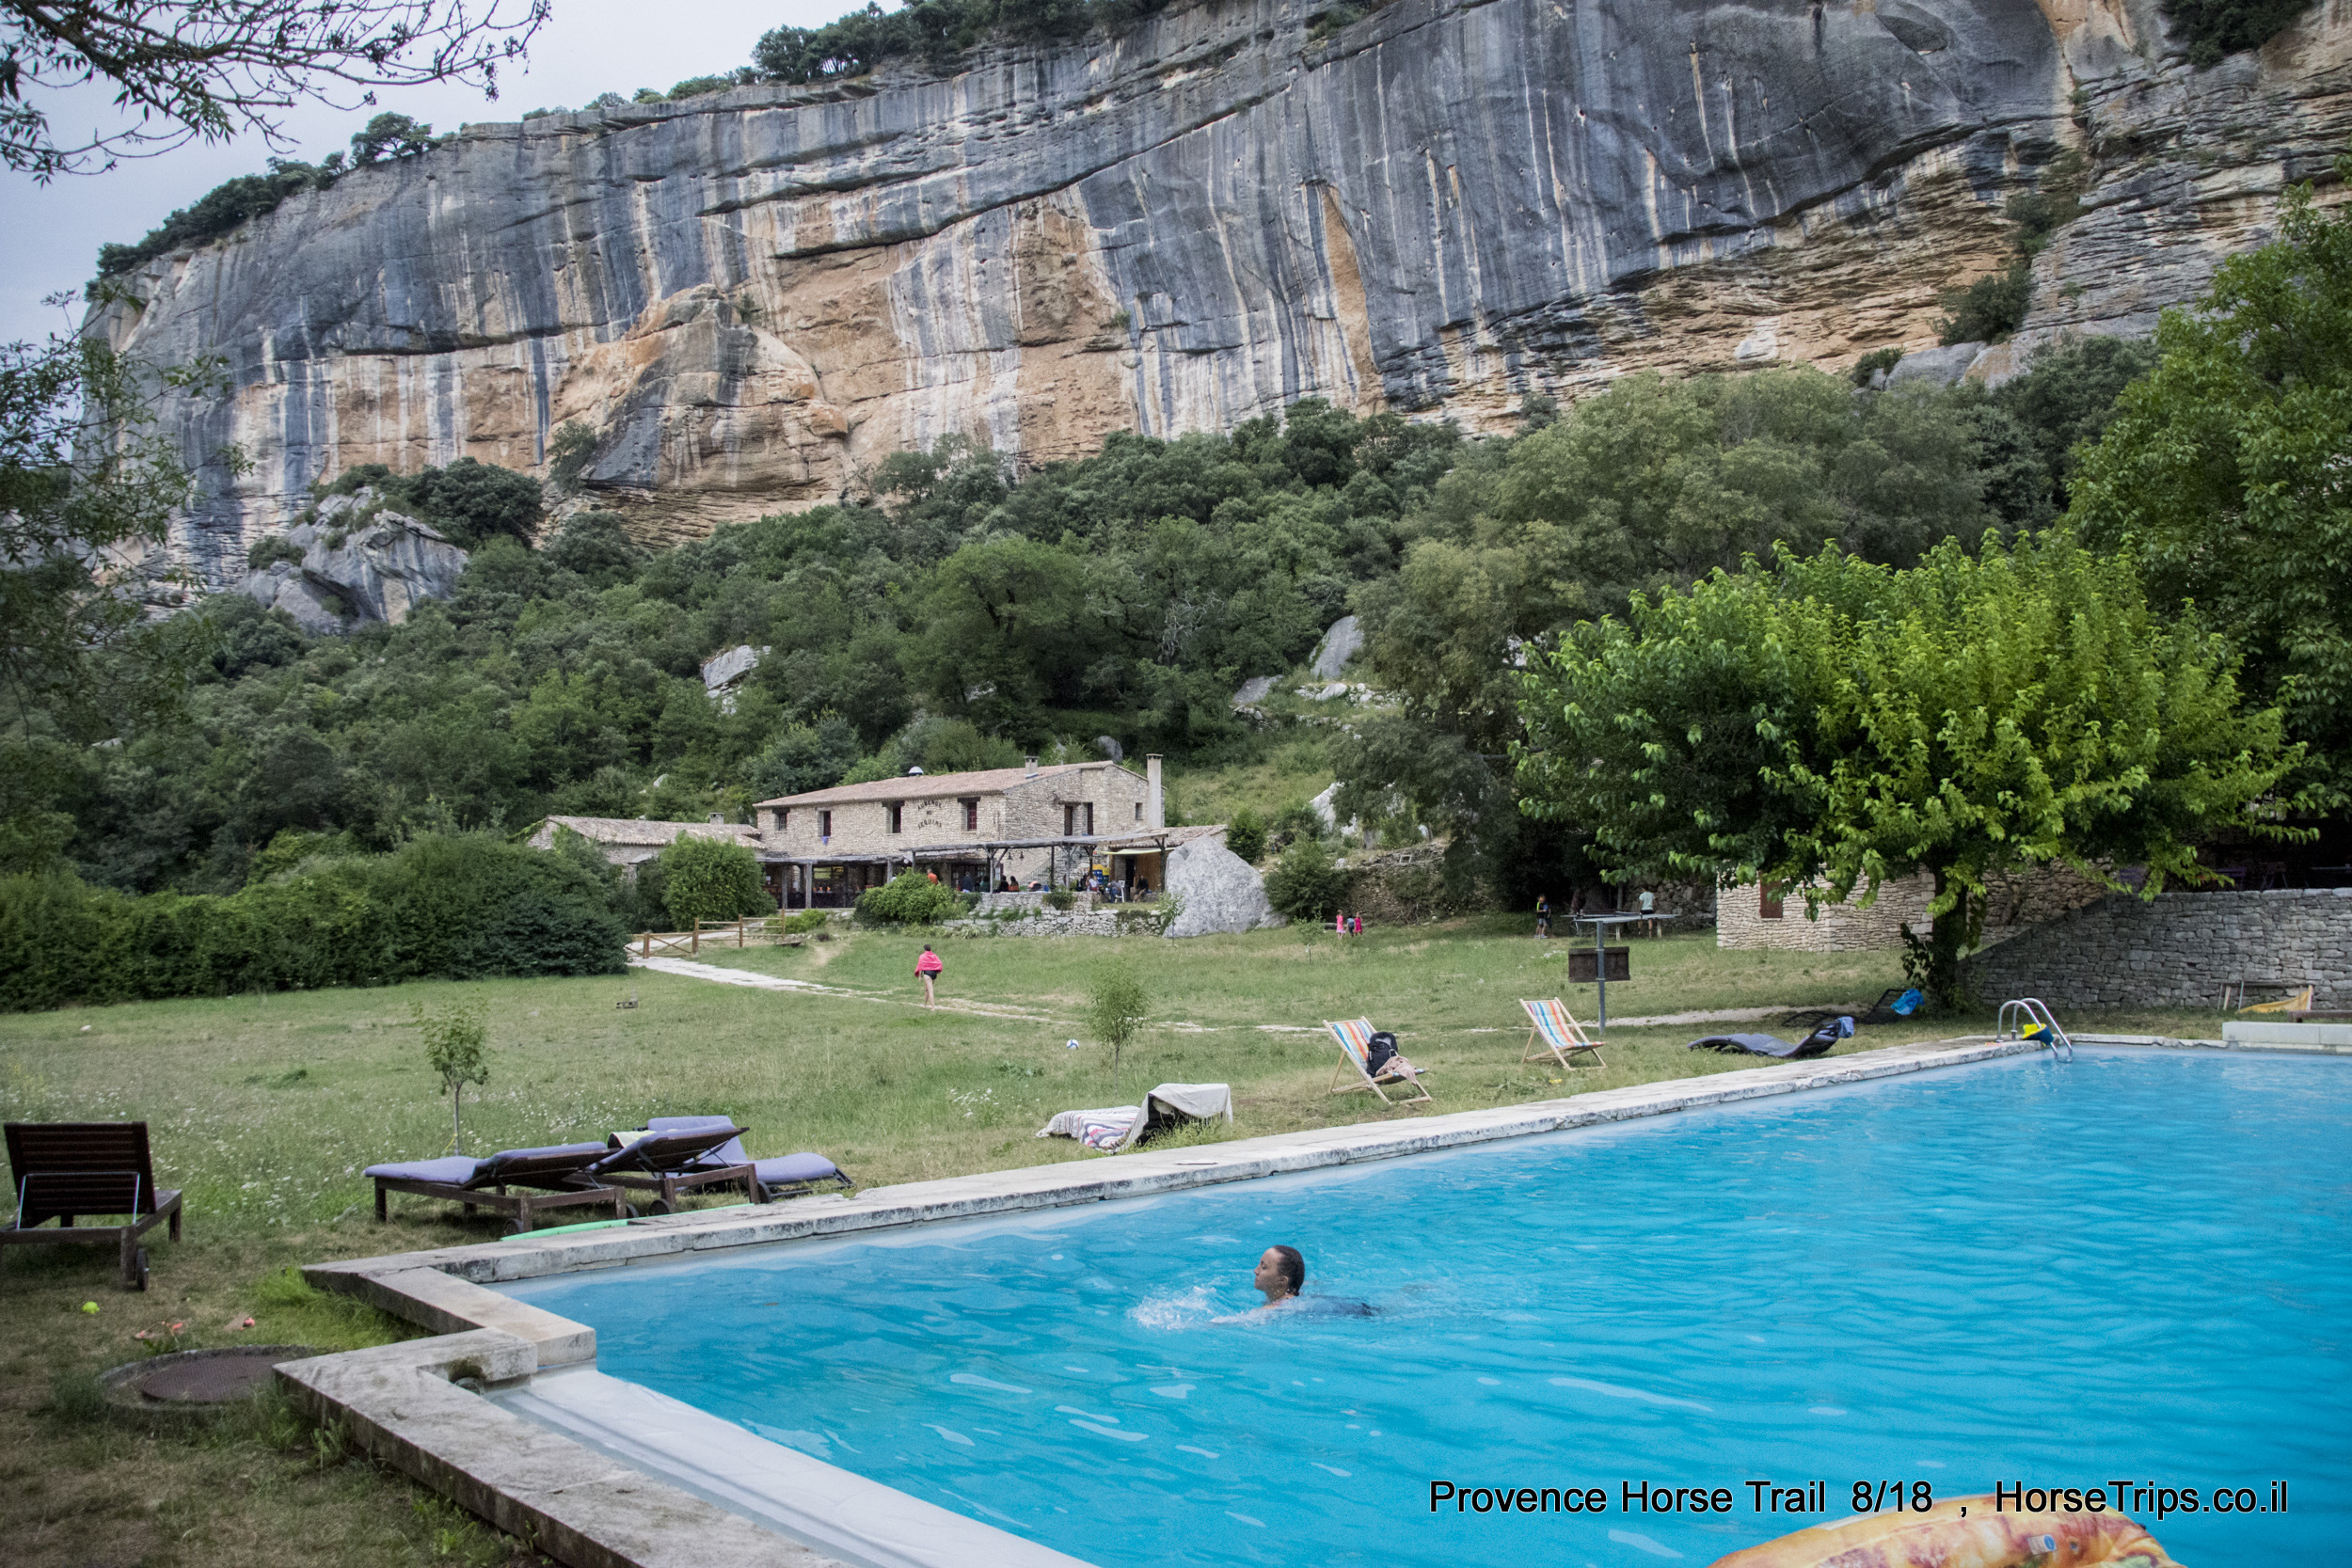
[538,816,761,847]
[755,761,1122,808]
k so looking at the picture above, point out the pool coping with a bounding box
[278,1033,2147,1568]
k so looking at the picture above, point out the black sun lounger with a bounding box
[581,1123,755,1213]
[364,1143,627,1232]
[1688,1019,1849,1060]
[618,1117,856,1204]
[4,1121,183,1290]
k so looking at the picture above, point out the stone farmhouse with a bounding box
[755,754,1186,909]
[531,756,1211,911]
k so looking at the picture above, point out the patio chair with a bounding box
[622,1116,854,1204]
[1520,999,1605,1070]
[1326,1018,1434,1107]
[364,1143,627,1233]
[3,1122,183,1291]
[1687,1017,1849,1061]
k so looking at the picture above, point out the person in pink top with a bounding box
[915,943,944,1008]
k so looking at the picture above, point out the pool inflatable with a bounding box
[1707,1496,2185,1568]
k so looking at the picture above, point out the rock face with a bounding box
[240,493,469,634]
[1164,835,1284,937]
[94,0,2352,585]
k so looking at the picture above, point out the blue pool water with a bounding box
[504,1051,2352,1566]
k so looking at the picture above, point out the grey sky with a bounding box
[1,0,845,346]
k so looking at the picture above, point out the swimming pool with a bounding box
[501,1049,2351,1566]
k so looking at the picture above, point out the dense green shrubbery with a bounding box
[1224,807,1267,864]
[1263,837,1351,923]
[654,835,771,927]
[754,0,1172,83]
[2160,0,2315,66]
[0,833,624,1011]
[854,871,963,926]
[318,457,543,549]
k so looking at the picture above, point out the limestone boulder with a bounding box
[1164,835,1283,938]
[1884,342,1988,389]
[1310,616,1362,680]
[240,504,469,634]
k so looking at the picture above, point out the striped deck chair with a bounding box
[1325,1018,1434,1107]
[1521,999,1605,1070]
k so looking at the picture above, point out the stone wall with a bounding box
[1717,864,2112,953]
[1959,888,2352,1009]
[939,907,1171,939]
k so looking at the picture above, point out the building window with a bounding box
[1064,802,1093,836]
[1759,883,1785,920]
[1133,802,1142,821]
[961,798,979,831]
[818,810,832,841]
[772,809,787,832]
[888,804,903,834]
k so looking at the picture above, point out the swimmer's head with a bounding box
[1254,1245,1305,1304]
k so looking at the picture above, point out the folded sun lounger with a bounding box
[1687,1017,1851,1061]
[1327,1018,1434,1107]
[626,1116,854,1202]
[585,1121,755,1213]
[364,1143,627,1232]
[1521,998,1605,1070]
[4,1121,183,1291]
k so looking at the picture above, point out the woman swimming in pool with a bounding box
[1215,1245,1373,1321]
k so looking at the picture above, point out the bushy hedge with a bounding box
[0,834,625,1011]
[854,871,963,925]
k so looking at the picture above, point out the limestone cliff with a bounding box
[92,0,2352,586]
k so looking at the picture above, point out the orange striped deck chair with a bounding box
[1521,999,1605,1070]
[1325,1018,1434,1107]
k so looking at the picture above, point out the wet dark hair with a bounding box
[1267,1244,1305,1297]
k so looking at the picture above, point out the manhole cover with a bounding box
[100,1346,321,1418]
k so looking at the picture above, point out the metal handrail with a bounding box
[1998,998,2074,1062]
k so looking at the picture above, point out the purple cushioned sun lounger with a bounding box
[582,1123,755,1213]
[364,1142,625,1232]
[638,1116,854,1202]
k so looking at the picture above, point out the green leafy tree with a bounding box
[2,0,547,180]
[413,996,489,1153]
[1087,959,1151,1093]
[1223,806,1266,864]
[2068,163,2352,803]
[654,834,767,927]
[546,420,597,493]
[2159,0,2316,68]
[1263,836,1350,924]
[1517,532,2299,1005]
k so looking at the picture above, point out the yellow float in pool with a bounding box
[1708,1495,2185,1568]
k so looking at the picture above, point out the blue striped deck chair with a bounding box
[1521,998,1605,1070]
[1325,1018,1434,1107]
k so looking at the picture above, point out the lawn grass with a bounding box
[0,919,2235,1567]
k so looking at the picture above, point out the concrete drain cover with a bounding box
[101,1346,321,1417]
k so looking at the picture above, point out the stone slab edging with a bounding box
[287,1034,2073,1568]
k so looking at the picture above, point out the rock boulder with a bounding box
[1164,834,1283,938]
[240,501,468,635]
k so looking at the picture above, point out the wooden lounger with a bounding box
[1326,1018,1435,1107]
[1521,998,1605,1070]
[584,1123,756,1214]
[365,1144,627,1233]
[4,1121,183,1291]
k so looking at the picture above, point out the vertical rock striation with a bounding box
[92,0,2351,586]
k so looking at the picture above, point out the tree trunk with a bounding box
[453,1086,464,1156]
[1925,870,1973,1010]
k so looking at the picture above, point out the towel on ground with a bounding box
[1036,1083,1235,1153]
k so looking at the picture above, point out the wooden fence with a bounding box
[629,917,808,959]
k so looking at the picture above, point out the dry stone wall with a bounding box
[1718,865,2112,953]
[1959,888,2352,1009]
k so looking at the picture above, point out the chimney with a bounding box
[1025,755,1039,778]
[708,813,724,825]
[1146,753,1164,830]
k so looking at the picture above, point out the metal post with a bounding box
[1594,918,1609,1032]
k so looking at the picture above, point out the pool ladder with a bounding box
[1998,998,2074,1062]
